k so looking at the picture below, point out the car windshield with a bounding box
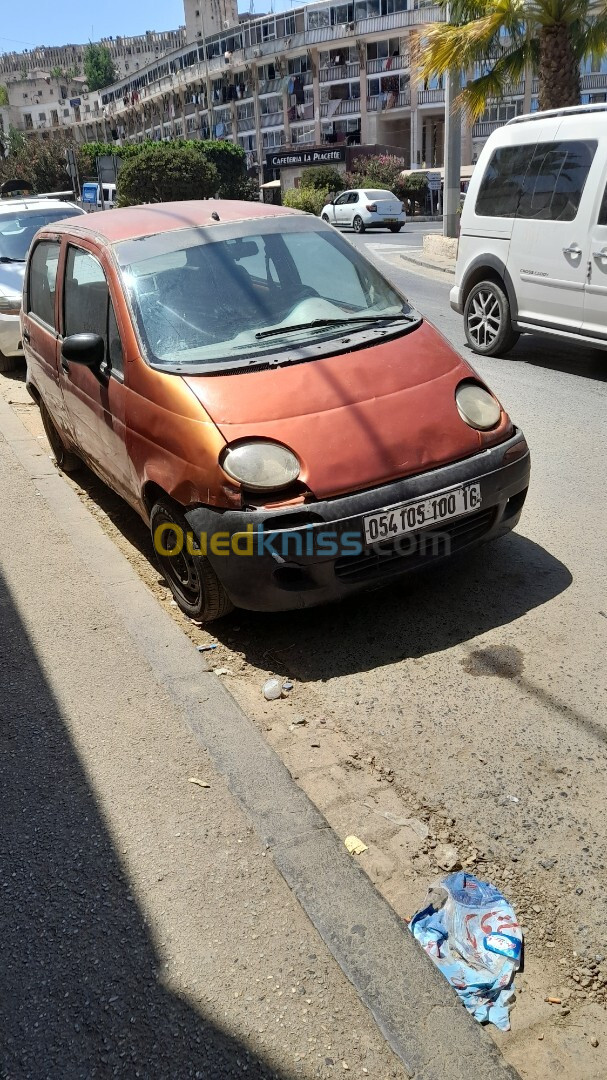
[0,206,82,262]
[115,218,415,370]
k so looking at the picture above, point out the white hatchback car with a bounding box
[0,196,85,371]
[321,189,406,233]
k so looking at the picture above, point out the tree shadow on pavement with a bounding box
[217,532,572,682]
[0,567,289,1080]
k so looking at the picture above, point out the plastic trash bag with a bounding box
[409,872,522,1030]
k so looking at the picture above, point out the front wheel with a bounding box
[321,213,331,224]
[463,280,520,357]
[150,498,233,622]
[352,215,365,234]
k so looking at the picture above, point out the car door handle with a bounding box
[22,328,30,343]
[61,358,70,373]
[592,247,607,260]
[563,244,582,256]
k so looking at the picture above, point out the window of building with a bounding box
[38,112,46,122]
[24,113,33,129]
[28,240,60,328]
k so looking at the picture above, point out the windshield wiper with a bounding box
[255,313,415,341]
[0,256,25,264]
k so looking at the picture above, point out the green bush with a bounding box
[299,166,344,192]
[116,143,219,206]
[282,187,330,216]
[399,171,429,193]
[80,139,246,198]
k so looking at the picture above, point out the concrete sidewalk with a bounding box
[0,394,519,1080]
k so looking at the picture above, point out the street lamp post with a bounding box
[442,5,461,239]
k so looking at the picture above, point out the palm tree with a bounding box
[419,0,607,119]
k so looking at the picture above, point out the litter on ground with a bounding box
[409,872,522,1031]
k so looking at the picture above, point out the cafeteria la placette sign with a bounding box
[265,147,346,169]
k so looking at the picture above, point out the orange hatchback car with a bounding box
[22,201,530,621]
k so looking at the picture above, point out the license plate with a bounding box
[363,483,482,545]
[383,217,397,223]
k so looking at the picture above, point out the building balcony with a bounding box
[320,97,361,118]
[582,72,607,90]
[261,111,284,127]
[472,119,502,138]
[367,90,410,111]
[319,62,360,83]
[366,55,409,75]
[417,87,444,104]
[185,102,197,115]
[258,77,284,95]
[237,116,256,132]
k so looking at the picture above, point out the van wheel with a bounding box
[150,498,233,623]
[352,216,366,233]
[464,280,519,357]
[39,401,80,473]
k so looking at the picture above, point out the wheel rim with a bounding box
[354,217,363,232]
[156,514,201,606]
[467,288,502,350]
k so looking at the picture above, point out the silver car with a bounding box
[0,197,85,371]
[321,188,406,234]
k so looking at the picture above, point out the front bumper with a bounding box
[449,284,462,314]
[0,312,22,358]
[186,429,530,613]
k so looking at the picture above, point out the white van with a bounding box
[451,103,607,356]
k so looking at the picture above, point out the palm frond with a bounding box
[456,42,530,119]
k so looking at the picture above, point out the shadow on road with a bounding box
[217,530,572,682]
[0,566,288,1080]
[476,336,607,382]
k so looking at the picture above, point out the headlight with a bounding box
[456,382,501,430]
[0,294,21,316]
[221,440,300,490]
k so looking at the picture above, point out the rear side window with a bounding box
[28,240,60,328]
[476,140,597,221]
[598,180,607,226]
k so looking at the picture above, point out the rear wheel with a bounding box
[0,352,18,373]
[352,215,365,234]
[389,225,402,233]
[39,401,80,473]
[463,279,520,357]
[150,498,233,623]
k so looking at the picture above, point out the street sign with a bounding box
[427,172,441,191]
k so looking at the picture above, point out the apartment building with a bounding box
[0,29,187,81]
[2,0,607,185]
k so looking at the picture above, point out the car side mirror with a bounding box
[62,333,105,368]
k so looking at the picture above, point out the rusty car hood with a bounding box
[183,321,500,500]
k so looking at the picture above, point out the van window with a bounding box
[598,180,607,226]
[518,140,596,221]
[476,140,597,221]
[475,145,535,217]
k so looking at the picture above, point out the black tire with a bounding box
[0,352,18,373]
[352,215,365,234]
[463,279,520,357]
[321,213,331,223]
[150,497,233,622]
[39,401,80,473]
[389,225,402,233]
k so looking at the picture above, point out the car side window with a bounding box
[475,145,535,218]
[349,192,359,203]
[334,192,350,205]
[28,240,60,329]
[64,246,123,377]
[598,180,607,226]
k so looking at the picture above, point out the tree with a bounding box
[83,43,117,92]
[345,154,407,197]
[0,85,8,107]
[0,131,74,192]
[299,165,345,192]
[419,0,607,119]
[116,143,219,206]
[283,186,330,215]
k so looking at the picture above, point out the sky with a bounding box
[0,0,309,52]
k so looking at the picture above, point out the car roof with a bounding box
[40,199,305,246]
[0,198,83,215]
